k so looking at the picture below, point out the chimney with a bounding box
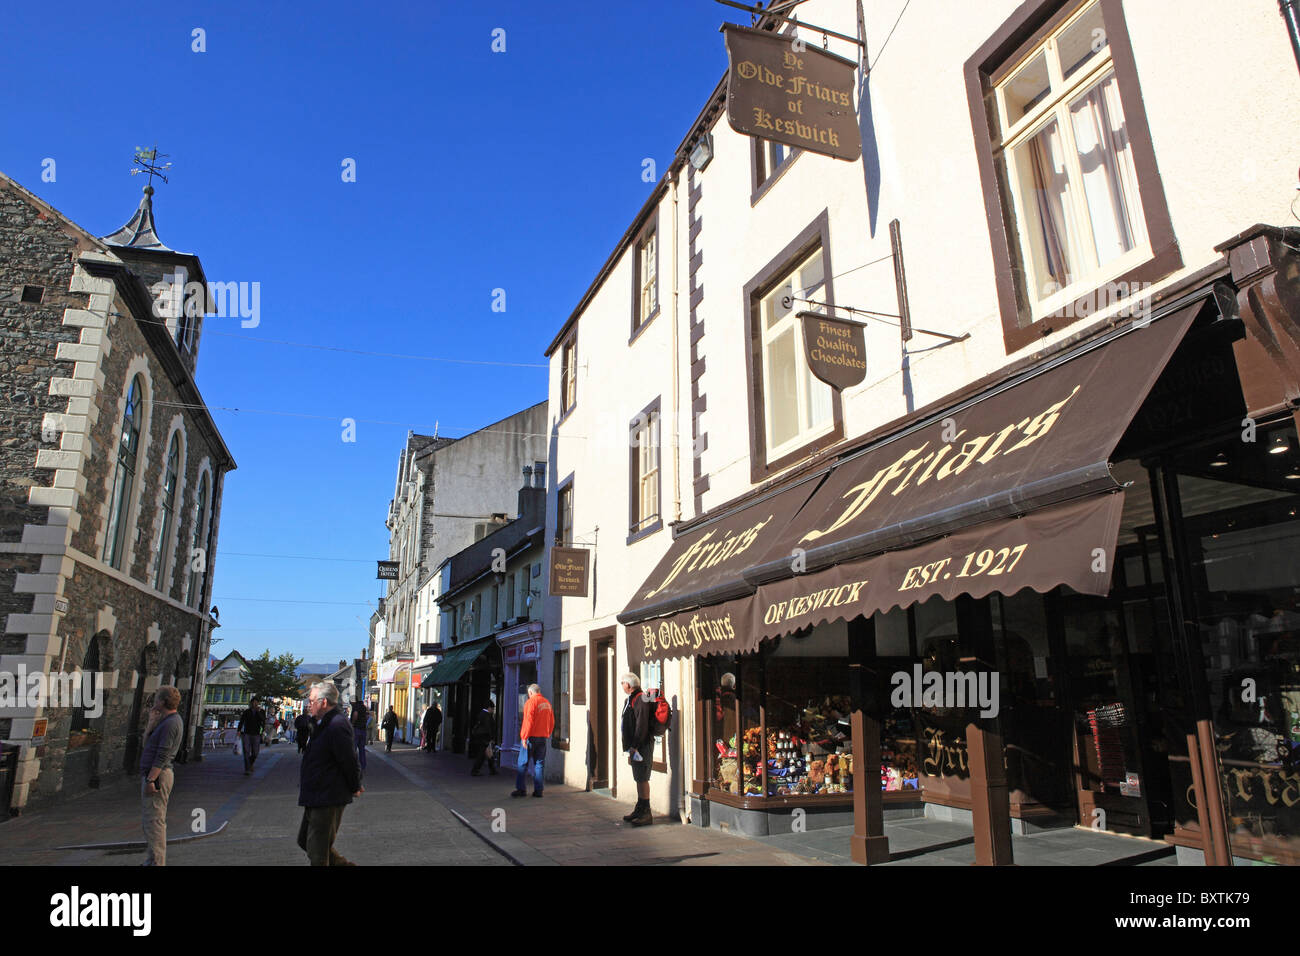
[519,463,545,524]
[339,659,346,670]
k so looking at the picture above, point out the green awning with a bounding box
[422,637,494,686]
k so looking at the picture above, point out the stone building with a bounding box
[377,403,547,740]
[0,173,234,813]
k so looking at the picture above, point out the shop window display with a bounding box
[764,625,853,796]
[877,607,920,791]
[1174,422,1300,851]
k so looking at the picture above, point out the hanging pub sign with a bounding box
[723,24,860,162]
[376,561,399,580]
[801,312,867,390]
[550,546,591,598]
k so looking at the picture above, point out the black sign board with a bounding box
[724,24,860,162]
[550,547,590,598]
[376,561,399,580]
[802,313,867,390]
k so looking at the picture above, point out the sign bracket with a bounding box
[789,298,971,344]
[714,0,865,47]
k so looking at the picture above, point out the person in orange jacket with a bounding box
[511,684,554,798]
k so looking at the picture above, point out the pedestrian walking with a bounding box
[620,673,654,826]
[421,702,442,752]
[468,701,498,775]
[237,697,265,775]
[294,710,313,754]
[381,706,398,753]
[297,682,364,866]
[367,706,376,744]
[350,699,369,770]
[139,685,184,865]
[511,684,554,798]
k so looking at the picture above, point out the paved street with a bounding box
[1,737,1186,866]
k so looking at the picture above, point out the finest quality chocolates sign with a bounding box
[724,24,860,162]
[803,313,866,389]
[550,546,590,597]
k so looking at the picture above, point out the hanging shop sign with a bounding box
[376,561,399,580]
[802,312,866,389]
[550,547,590,598]
[723,24,861,162]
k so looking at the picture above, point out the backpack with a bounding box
[644,688,672,737]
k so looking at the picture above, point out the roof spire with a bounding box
[102,145,175,251]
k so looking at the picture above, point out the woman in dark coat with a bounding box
[381,706,398,753]
[468,701,498,775]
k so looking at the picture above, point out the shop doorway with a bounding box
[590,633,614,791]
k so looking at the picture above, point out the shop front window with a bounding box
[1174,421,1300,854]
[764,626,852,797]
[708,655,740,794]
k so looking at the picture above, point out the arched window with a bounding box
[103,375,144,569]
[187,472,210,607]
[153,433,181,590]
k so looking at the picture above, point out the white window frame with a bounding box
[759,247,834,463]
[994,0,1150,323]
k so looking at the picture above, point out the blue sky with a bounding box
[0,0,737,664]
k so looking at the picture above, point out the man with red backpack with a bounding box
[620,673,668,826]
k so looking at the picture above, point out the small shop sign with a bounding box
[550,547,590,597]
[802,312,866,390]
[376,561,399,580]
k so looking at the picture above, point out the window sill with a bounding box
[629,307,660,346]
[1003,240,1182,354]
[626,519,663,546]
[754,420,843,484]
[555,404,577,429]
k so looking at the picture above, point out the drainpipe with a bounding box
[671,168,683,525]
[1284,1,1300,74]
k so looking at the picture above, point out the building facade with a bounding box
[543,0,1300,865]
[0,174,235,812]
[430,468,546,762]
[377,404,547,740]
[203,651,251,728]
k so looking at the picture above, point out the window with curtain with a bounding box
[996,0,1148,318]
[153,433,181,591]
[103,375,144,569]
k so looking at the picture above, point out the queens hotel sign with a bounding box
[724,24,861,162]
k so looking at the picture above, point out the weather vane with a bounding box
[129,144,173,189]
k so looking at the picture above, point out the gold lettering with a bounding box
[802,448,926,543]
[1001,386,1081,454]
[974,420,1029,464]
[914,432,964,484]
[936,434,995,480]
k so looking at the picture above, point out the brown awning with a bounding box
[617,475,823,626]
[623,304,1199,665]
[743,304,1198,583]
[752,492,1124,639]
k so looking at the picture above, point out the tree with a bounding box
[243,650,304,702]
